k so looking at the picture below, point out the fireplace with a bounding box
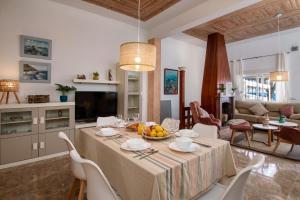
[216,94,234,124]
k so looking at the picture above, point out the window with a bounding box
[243,75,276,101]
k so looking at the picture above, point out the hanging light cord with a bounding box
[277,14,281,54]
[137,0,141,57]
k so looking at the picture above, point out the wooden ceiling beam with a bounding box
[83,0,180,21]
[184,0,300,43]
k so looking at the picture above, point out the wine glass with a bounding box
[133,113,140,122]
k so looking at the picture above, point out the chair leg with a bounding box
[230,130,235,144]
[273,141,280,154]
[289,144,295,153]
[67,178,79,200]
[245,131,251,147]
[78,180,86,200]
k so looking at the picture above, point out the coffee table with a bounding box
[252,124,278,146]
[269,120,298,128]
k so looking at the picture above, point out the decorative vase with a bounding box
[93,75,99,80]
[60,95,68,102]
[278,115,286,123]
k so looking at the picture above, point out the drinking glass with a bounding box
[133,113,140,122]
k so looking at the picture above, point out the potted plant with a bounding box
[55,84,76,102]
[218,84,226,95]
[232,87,237,95]
[93,72,99,80]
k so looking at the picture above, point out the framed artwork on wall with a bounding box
[164,68,178,95]
[20,35,52,60]
[19,61,51,83]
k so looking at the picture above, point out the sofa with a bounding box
[234,100,300,126]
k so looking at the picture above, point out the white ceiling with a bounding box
[50,0,261,45]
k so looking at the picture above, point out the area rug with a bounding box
[220,128,300,161]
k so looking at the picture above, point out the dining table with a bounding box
[77,127,237,200]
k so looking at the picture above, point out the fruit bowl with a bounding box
[142,125,171,140]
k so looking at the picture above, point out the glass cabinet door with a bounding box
[0,108,38,138]
[39,106,75,133]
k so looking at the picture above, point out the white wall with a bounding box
[227,27,300,100]
[161,37,205,119]
[0,0,149,120]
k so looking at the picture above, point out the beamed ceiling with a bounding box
[82,0,180,21]
[184,0,300,43]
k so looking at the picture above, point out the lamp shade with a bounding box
[119,42,156,71]
[270,71,288,81]
[0,80,19,92]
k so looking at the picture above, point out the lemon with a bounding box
[150,130,157,137]
[155,125,163,132]
[137,124,144,135]
[157,131,164,137]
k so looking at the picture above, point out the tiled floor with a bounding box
[0,147,300,200]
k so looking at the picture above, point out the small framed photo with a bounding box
[19,61,51,83]
[20,35,52,60]
[164,68,178,95]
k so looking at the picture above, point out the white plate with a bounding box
[175,129,199,138]
[168,142,200,153]
[121,141,151,151]
[96,128,119,137]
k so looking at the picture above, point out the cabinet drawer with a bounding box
[0,135,38,164]
[38,129,74,157]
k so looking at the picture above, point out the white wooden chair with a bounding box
[198,154,265,200]
[70,150,120,200]
[192,123,218,139]
[58,132,86,200]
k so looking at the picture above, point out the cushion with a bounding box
[249,103,269,116]
[199,107,210,118]
[279,106,294,118]
[265,103,289,112]
[268,111,280,118]
[290,114,300,120]
[293,103,300,113]
[235,100,260,109]
[238,108,251,114]
[227,119,248,125]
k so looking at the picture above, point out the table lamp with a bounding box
[0,80,20,104]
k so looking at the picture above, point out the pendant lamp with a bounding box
[270,13,289,82]
[119,0,156,71]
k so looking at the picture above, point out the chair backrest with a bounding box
[190,101,210,123]
[221,154,265,200]
[58,132,86,180]
[278,127,300,144]
[97,116,117,127]
[70,150,119,200]
[192,123,218,139]
[161,118,180,133]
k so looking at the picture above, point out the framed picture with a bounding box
[164,68,178,95]
[19,61,51,83]
[20,35,52,60]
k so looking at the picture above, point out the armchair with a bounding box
[273,127,300,154]
[190,101,222,129]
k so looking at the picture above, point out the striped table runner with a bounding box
[77,127,236,200]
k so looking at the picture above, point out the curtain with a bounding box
[275,53,289,102]
[230,59,244,100]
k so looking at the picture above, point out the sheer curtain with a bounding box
[275,53,289,102]
[230,59,244,100]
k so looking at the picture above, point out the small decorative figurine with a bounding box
[108,70,112,81]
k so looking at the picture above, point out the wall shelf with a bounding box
[72,79,120,85]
